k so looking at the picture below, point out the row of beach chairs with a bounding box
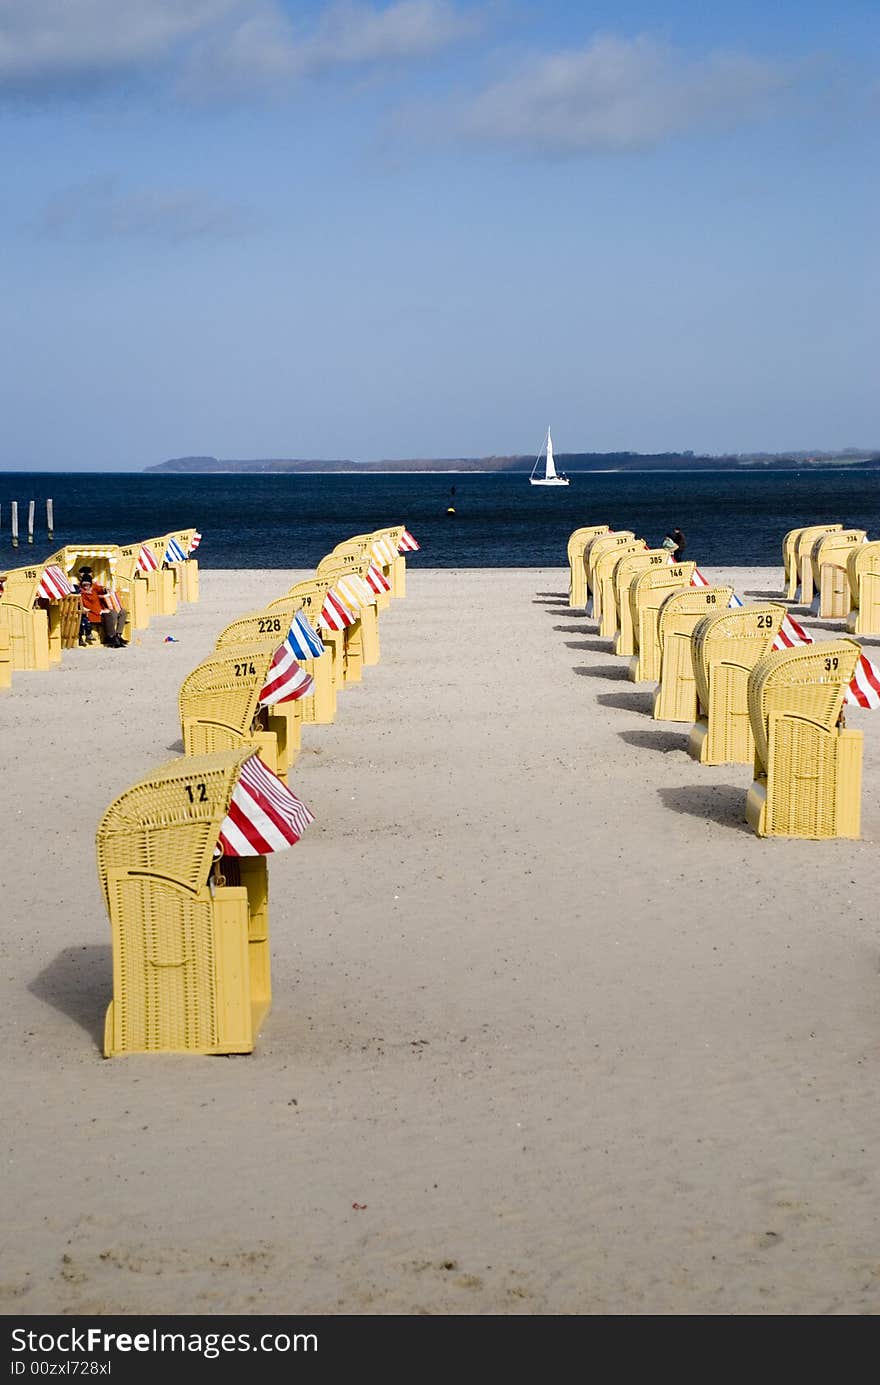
[0,529,201,687]
[566,524,878,841]
[98,524,420,1059]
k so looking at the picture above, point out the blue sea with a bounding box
[1,470,878,569]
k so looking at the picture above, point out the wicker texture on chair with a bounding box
[611,550,672,656]
[652,586,734,722]
[846,540,880,635]
[179,638,295,777]
[114,545,152,631]
[586,532,636,625]
[811,530,866,618]
[627,562,696,683]
[795,524,843,607]
[744,640,863,839]
[567,526,610,608]
[0,621,11,689]
[688,604,786,764]
[783,524,841,600]
[0,563,63,671]
[216,599,336,726]
[594,540,646,639]
[98,748,272,1057]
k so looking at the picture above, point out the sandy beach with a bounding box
[1,564,878,1316]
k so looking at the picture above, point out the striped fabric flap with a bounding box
[37,565,76,600]
[845,653,880,709]
[366,560,392,594]
[258,645,315,706]
[398,529,420,552]
[136,545,160,573]
[371,537,396,565]
[319,588,358,631]
[99,590,123,612]
[216,754,314,857]
[164,537,187,564]
[772,615,811,650]
[188,531,202,553]
[285,610,325,659]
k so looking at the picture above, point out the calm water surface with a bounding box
[1,470,878,569]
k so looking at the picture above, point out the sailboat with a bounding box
[529,428,570,486]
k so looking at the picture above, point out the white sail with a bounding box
[544,429,556,480]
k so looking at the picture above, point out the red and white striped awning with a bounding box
[37,565,76,600]
[319,587,358,631]
[398,529,420,552]
[366,560,392,594]
[846,652,880,709]
[259,645,314,707]
[136,545,160,573]
[217,753,314,857]
[188,531,202,553]
[334,573,374,609]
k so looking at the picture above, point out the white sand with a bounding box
[1,565,878,1315]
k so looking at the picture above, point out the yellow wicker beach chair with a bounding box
[811,530,866,619]
[330,539,388,614]
[783,524,841,600]
[595,539,647,639]
[169,529,200,604]
[215,600,336,726]
[179,639,298,778]
[0,562,64,671]
[688,604,786,764]
[99,748,272,1057]
[113,545,152,632]
[0,621,11,690]
[43,543,128,647]
[335,530,400,607]
[315,555,380,666]
[567,526,610,608]
[744,640,863,839]
[846,540,880,635]
[263,590,337,721]
[285,577,361,688]
[627,562,696,683]
[652,586,734,722]
[586,532,636,625]
[611,550,671,655]
[376,525,407,598]
[794,524,843,606]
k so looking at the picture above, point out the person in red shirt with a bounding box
[78,575,128,647]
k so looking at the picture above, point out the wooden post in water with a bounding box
[46,499,54,541]
[27,500,35,544]
[11,501,19,548]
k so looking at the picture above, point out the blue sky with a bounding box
[0,0,877,470]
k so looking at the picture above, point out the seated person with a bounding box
[78,575,129,648]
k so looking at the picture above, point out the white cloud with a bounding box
[0,0,475,97]
[458,35,797,152]
[38,175,255,241]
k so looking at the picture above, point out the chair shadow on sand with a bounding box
[595,689,655,714]
[743,588,786,600]
[659,784,752,835]
[535,591,569,600]
[29,945,112,1052]
[166,738,184,754]
[574,662,630,679]
[619,727,690,754]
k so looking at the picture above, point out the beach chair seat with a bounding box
[627,562,696,683]
[216,600,336,726]
[744,640,863,839]
[652,586,734,722]
[794,524,843,606]
[585,532,636,626]
[845,540,880,636]
[811,530,866,618]
[98,749,287,1056]
[688,604,786,764]
[0,562,68,671]
[179,638,302,778]
[567,526,609,608]
[595,540,646,639]
[611,550,671,656]
[168,529,200,603]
